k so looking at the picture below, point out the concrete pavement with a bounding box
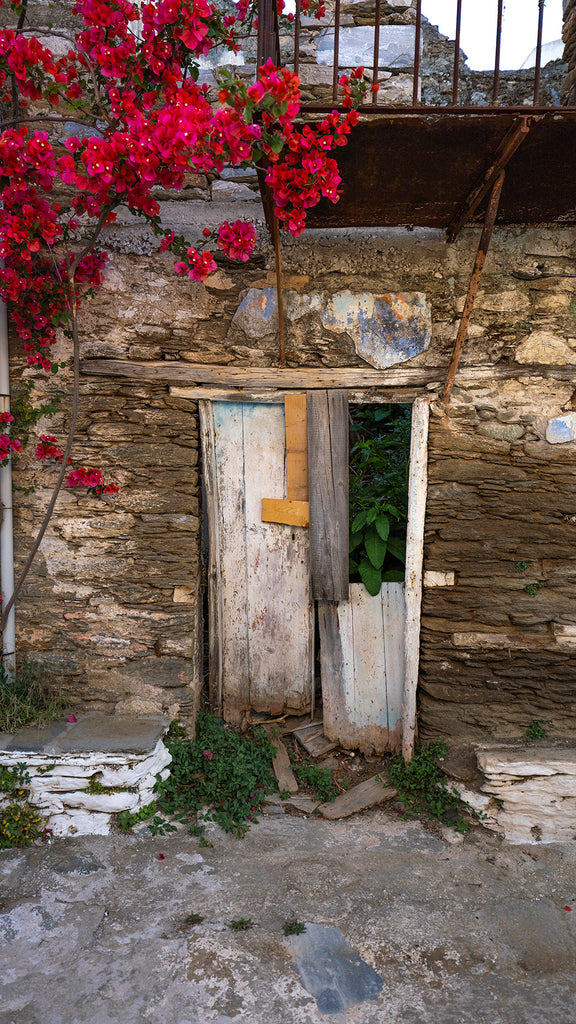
[1,810,576,1024]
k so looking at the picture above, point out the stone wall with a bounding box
[10,204,576,737]
[562,0,576,103]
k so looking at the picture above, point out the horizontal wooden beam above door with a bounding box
[81,359,576,389]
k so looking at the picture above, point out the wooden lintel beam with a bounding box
[85,359,576,389]
[446,116,532,242]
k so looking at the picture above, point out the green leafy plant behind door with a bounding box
[349,405,411,596]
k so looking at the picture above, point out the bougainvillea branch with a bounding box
[0,0,366,629]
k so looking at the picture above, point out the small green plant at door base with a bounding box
[524,720,548,743]
[154,714,277,837]
[291,761,337,803]
[386,740,473,831]
[283,917,306,936]
[514,560,528,573]
[227,917,253,932]
[116,802,156,832]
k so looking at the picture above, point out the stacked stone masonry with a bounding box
[0,716,172,836]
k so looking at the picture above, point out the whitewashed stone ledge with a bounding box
[0,714,171,837]
[476,747,576,844]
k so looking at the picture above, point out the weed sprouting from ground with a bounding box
[154,714,277,837]
[290,761,337,803]
[0,662,67,733]
[227,917,253,931]
[283,917,306,936]
[386,740,471,831]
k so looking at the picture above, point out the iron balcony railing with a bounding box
[257,0,574,112]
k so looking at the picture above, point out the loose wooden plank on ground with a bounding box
[318,776,398,819]
[270,736,299,794]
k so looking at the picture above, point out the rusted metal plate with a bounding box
[304,112,576,230]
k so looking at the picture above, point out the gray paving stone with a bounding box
[6,720,71,752]
[57,714,169,753]
[287,923,384,1013]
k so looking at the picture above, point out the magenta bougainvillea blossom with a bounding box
[0,0,366,492]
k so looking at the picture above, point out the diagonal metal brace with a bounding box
[441,170,505,408]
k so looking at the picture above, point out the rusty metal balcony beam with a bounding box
[446,116,532,242]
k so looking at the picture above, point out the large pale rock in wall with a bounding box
[317,25,417,68]
[515,330,576,365]
[321,291,431,368]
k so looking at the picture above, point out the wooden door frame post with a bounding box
[401,394,430,761]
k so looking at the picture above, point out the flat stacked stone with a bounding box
[476,746,576,844]
[0,714,171,837]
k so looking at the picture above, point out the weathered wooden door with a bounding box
[316,395,429,755]
[199,400,314,724]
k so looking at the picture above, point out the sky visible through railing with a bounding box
[422,0,563,70]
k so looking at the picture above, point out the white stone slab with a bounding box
[317,25,417,69]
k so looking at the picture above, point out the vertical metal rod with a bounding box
[0,292,15,683]
[452,0,463,105]
[533,0,545,105]
[257,0,270,66]
[294,0,301,75]
[332,0,341,102]
[371,0,381,105]
[492,0,504,104]
[272,216,286,367]
[442,172,505,407]
[413,0,422,105]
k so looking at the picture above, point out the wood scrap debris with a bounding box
[270,736,299,794]
[318,776,397,820]
[292,721,338,758]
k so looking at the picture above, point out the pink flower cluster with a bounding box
[0,410,20,465]
[216,220,256,262]
[35,434,64,461]
[66,466,119,495]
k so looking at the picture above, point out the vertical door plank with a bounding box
[284,393,308,500]
[198,402,222,713]
[320,582,406,754]
[350,585,388,734]
[401,395,430,760]
[382,582,406,752]
[211,402,250,723]
[242,403,314,715]
[307,390,349,601]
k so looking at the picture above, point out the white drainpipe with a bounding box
[0,293,15,681]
